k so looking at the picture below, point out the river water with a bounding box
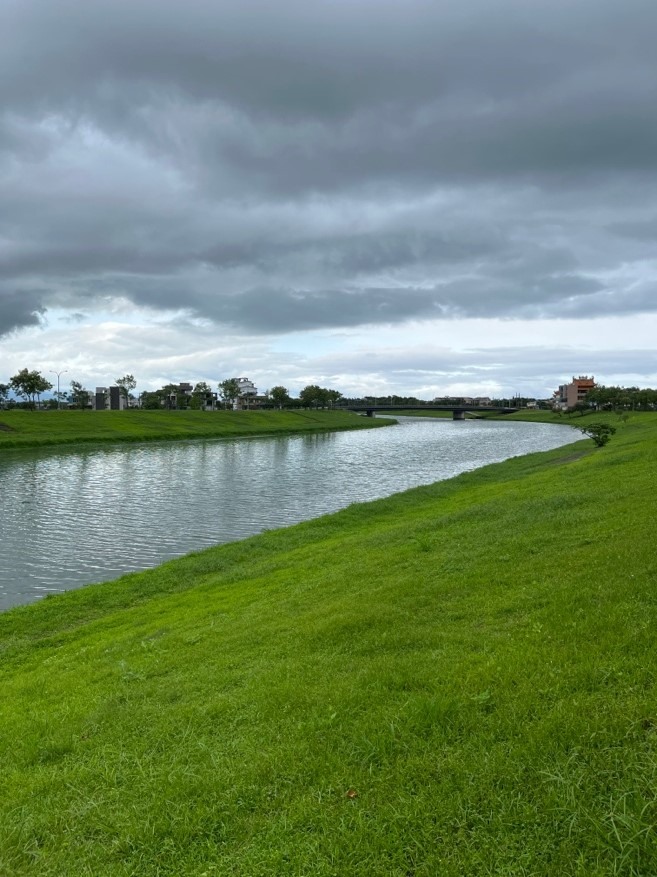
[0,417,576,610]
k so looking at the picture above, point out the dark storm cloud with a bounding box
[1,0,657,336]
[216,288,444,333]
[0,288,46,334]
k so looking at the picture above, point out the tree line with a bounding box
[0,370,137,409]
[585,385,657,412]
[0,369,343,411]
[141,381,343,410]
[561,384,657,415]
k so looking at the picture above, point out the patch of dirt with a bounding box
[549,451,587,464]
[0,422,15,431]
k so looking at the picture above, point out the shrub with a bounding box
[579,421,617,447]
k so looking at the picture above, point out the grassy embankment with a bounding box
[0,408,389,450]
[1,414,656,875]
[386,408,570,422]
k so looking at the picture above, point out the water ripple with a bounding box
[0,418,576,609]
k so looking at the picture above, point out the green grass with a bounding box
[1,415,657,875]
[0,408,389,449]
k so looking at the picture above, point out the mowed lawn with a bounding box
[0,408,389,449]
[1,413,656,875]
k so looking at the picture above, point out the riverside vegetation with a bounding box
[1,413,656,875]
[0,408,390,449]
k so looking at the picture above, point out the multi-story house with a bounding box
[93,386,128,410]
[233,377,258,409]
[553,376,596,410]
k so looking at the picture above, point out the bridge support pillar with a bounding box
[365,409,374,417]
[453,410,466,420]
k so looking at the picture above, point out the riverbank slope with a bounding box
[384,408,581,423]
[1,415,656,875]
[0,408,390,449]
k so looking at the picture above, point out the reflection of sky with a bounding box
[0,419,577,610]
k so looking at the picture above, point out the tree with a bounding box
[191,381,213,410]
[218,378,239,409]
[579,421,616,447]
[269,386,291,409]
[326,389,343,408]
[568,401,591,417]
[45,396,65,410]
[299,385,342,408]
[161,384,180,409]
[588,384,657,413]
[0,383,9,408]
[115,374,137,409]
[9,368,53,407]
[299,384,323,408]
[69,380,90,409]
[140,391,163,409]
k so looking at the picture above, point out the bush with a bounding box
[579,421,617,447]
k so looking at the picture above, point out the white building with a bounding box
[233,377,258,409]
[236,377,257,396]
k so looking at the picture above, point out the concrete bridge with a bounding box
[343,404,518,420]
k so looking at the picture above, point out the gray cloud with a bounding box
[308,344,657,399]
[1,0,657,338]
[0,289,46,335]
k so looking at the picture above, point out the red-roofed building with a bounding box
[553,376,596,410]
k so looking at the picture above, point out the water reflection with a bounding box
[0,418,576,609]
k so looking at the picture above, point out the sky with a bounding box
[2,0,657,400]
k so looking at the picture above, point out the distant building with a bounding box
[109,386,122,410]
[233,377,258,409]
[93,386,127,410]
[235,377,257,397]
[165,383,193,408]
[93,387,107,410]
[553,376,596,410]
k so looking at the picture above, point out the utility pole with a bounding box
[50,369,68,410]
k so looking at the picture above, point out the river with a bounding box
[0,417,576,610]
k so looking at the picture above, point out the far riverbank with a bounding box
[0,408,391,450]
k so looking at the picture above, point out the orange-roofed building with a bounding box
[553,376,596,410]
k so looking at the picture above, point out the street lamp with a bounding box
[50,369,68,410]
